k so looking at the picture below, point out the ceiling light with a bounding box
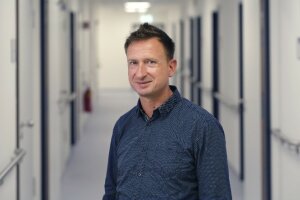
[139,14,154,23]
[124,2,151,13]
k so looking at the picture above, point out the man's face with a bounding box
[126,38,176,100]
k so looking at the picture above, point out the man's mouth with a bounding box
[136,81,151,85]
[135,81,152,87]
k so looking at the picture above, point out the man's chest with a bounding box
[116,125,195,180]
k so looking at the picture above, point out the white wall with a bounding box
[218,0,241,177]
[0,1,17,199]
[76,0,98,137]
[198,0,219,113]
[271,0,300,199]
[58,5,71,178]
[97,4,134,90]
[18,0,37,199]
[32,0,42,199]
[243,0,263,199]
[165,5,181,87]
[180,0,193,100]
[48,1,67,199]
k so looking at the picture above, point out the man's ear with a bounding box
[168,59,177,77]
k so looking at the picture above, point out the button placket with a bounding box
[136,124,150,178]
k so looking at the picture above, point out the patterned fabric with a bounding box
[103,86,232,200]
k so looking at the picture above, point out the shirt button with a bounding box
[138,172,142,177]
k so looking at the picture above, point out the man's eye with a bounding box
[128,61,137,65]
[145,60,157,65]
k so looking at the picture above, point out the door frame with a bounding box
[190,17,194,102]
[179,20,185,95]
[40,0,49,199]
[238,2,245,181]
[16,0,20,198]
[70,12,77,146]
[260,0,271,199]
[212,11,219,119]
[196,16,202,106]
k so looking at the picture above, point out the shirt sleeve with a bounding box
[103,124,119,200]
[193,117,232,200]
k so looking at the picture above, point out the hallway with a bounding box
[60,90,137,200]
[1,0,300,200]
[60,90,243,200]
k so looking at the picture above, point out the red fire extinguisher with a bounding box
[83,87,92,112]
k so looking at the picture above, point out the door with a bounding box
[0,0,18,199]
[179,20,185,95]
[58,11,71,172]
[196,16,202,106]
[190,18,195,102]
[17,0,35,199]
[212,11,220,119]
[70,12,78,146]
[238,2,244,181]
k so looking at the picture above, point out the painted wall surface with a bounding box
[218,0,241,177]
[32,0,42,199]
[166,6,181,88]
[48,1,66,199]
[96,5,134,90]
[270,1,281,199]
[47,0,76,199]
[198,0,219,113]
[0,1,17,199]
[58,7,71,179]
[76,0,100,138]
[243,0,263,199]
[180,0,193,100]
[271,0,300,199]
[18,0,36,199]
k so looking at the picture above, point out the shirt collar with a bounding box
[136,85,182,119]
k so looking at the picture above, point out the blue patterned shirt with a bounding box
[103,86,232,200]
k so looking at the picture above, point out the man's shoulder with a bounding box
[179,98,222,128]
[180,98,213,118]
[115,105,138,127]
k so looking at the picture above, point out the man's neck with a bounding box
[140,88,173,118]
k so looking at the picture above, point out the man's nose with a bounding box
[136,63,147,77]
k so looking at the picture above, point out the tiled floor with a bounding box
[60,90,243,200]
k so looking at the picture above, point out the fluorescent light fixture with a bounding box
[124,2,151,13]
[139,14,154,23]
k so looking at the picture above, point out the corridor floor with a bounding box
[60,90,243,200]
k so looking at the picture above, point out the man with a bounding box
[103,23,232,200]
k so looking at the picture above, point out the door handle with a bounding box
[19,120,34,129]
[68,92,77,102]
